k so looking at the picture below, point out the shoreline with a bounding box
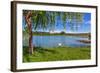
[23,31,90,37]
[77,40,91,44]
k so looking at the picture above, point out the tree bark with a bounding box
[25,11,33,55]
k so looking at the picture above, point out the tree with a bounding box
[25,11,33,54]
[60,31,66,34]
[24,10,49,54]
[23,10,83,55]
[61,12,83,31]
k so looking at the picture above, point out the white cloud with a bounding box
[83,20,91,25]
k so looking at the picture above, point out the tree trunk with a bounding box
[25,11,33,55]
[29,23,33,54]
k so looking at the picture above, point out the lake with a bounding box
[32,36,90,48]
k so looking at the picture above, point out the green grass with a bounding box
[23,46,91,62]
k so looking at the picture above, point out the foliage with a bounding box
[23,10,83,32]
[23,10,84,55]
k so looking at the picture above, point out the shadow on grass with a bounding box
[34,47,57,54]
[23,46,57,55]
[23,46,58,62]
[23,46,91,62]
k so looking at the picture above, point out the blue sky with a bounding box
[23,12,91,33]
[54,13,91,33]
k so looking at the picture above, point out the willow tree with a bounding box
[23,10,49,54]
[23,10,83,55]
[60,12,83,31]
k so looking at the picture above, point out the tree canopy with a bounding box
[23,10,84,33]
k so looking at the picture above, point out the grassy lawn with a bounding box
[23,46,91,62]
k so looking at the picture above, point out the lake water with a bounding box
[32,36,90,48]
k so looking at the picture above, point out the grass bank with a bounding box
[23,46,91,62]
